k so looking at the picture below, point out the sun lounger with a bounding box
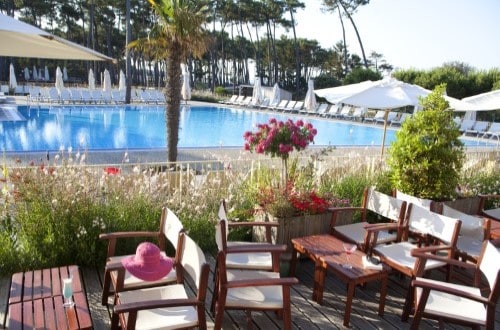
[292,101,304,113]
[336,105,353,119]
[390,113,411,126]
[256,98,270,109]
[229,95,245,105]
[221,95,237,104]
[315,103,329,116]
[480,122,500,139]
[364,110,385,123]
[325,103,341,118]
[262,99,280,110]
[458,119,475,133]
[345,106,366,121]
[272,100,289,111]
[280,100,297,112]
[464,121,489,136]
[375,111,398,125]
[237,96,253,107]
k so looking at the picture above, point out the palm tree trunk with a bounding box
[166,43,182,162]
[337,4,348,75]
[338,1,368,69]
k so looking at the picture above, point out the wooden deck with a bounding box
[1,253,499,329]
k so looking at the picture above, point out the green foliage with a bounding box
[214,86,227,96]
[314,74,341,90]
[387,84,465,200]
[343,67,382,85]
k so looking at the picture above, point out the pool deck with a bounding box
[3,95,498,165]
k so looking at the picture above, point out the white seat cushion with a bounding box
[334,222,397,245]
[225,270,284,309]
[375,242,446,270]
[415,277,486,325]
[118,284,198,330]
[109,253,178,288]
[456,236,483,259]
[225,250,273,270]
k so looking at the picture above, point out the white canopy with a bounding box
[462,90,500,111]
[315,78,479,111]
[0,13,115,62]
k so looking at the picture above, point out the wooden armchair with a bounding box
[110,232,210,330]
[479,194,500,221]
[409,241,500,329]
[329,187,407,251]
[213,250,299,330]
[99,207,184,305]
[365,203,462,321]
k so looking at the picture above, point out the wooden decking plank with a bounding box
[80,267,110,330]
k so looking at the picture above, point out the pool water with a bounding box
[0,105,493,152]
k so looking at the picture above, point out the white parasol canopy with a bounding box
[44,66,49,81]
[181,72,191,101]
[55,66,64,90]
[24,67,30,80]
[118,69,126,91]
[462,89,500,111]
[9,63,17,90]
[252,76,263,105]
[63,67,68,81]
[0,13,115,62]
[304,79,317,111]
[103,69,111,92]
[88,69,95,90]
[270,83,281,106]
[32,65,38,80]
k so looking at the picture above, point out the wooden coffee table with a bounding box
[291,234,390,327]
[7,265,92,330]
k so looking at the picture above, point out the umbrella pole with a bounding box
[380,109,389,158]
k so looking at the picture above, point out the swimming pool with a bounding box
[0,105,493,152]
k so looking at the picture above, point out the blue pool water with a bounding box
[0,105,493,152]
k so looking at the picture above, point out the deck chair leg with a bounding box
[245,310,253,330]
[210,259,219,314]
[101,269,112,306]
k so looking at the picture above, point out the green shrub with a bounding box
[387,84,465,200]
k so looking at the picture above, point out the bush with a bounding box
[387,84,465,200]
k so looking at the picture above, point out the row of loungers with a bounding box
[27,87,166,105]
[221,95,500,140]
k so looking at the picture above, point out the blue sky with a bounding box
[285,0,499,71]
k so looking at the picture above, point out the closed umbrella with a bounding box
[270,83,281,106]
[38,68,42,80]
[33,65,38,80]
[24,67,30,81]
[55,66,64,90]
[181,72,191,101]
[44,66,49,81]
[118,69,126,91]
[103,69,111,92]
[252,76,263,105]
[88,69,95,89]
[304,79,317,111]
[63,67,68,81]
[9,63,17,90]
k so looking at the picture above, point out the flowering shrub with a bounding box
[244,118,317,160]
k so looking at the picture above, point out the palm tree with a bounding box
[132,0,210,162]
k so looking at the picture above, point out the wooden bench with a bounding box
[6,265,92,330]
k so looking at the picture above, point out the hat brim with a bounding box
[122,255,174,282]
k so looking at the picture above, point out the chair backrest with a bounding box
[180,232,207,290]
[394,189,436,211]
[441,204,485,240]
[478,241,500,293]
[406,204,461,245]
[160,207,184,249]
[215,200,229,251]
[365,187,406,223]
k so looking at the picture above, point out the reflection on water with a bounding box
[0,105,494,152]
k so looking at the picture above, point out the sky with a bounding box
[282,0,500,71]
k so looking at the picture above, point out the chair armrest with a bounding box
[226,243,287,254]
[114,298,200,314]
[226,277,299,289]
[228,221,279,228]
[105,260,126,272]
[412,277,489,305]
[364,223,400,231]
[99,231,159,240]
[411,246,476,270]
[329,207,365,227]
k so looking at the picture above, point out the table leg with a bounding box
[313,260,326,304]
[344,281,355,327]
[289,247,298,277]
[378,275,388,316]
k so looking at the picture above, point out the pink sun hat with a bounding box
[122,242,174,281]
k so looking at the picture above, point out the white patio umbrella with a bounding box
[181,72,191,101]
[63,67,68,81]
[304,79,317,111]
[88,69,95,89]
[462,89,500,111]
[55,66,64,90]
[32,65,38,80]
[270,82,281,106]
[38,68,42,80]
[118,69,126,91]
[0,12,115,62]
[24,67,30,80]
[44,66,49,81]
[252,76,263,105]
[9,63,17,90]
[102,69,111,92]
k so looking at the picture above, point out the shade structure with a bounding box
[88,69,95,89]
[252,76,263,105]
[9,63,17,89]
[0,13,115,62]
[118,69,126,91]
[304,79,317,111]
[63,67,68,81]
[55,66,64,90]
[181,72,191,101]
[271,83,281,105]
[32,65,38,80]
[462,90,500,111]
[103,69,111,91]
[44,66,49,81]
[24,67,30,81]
